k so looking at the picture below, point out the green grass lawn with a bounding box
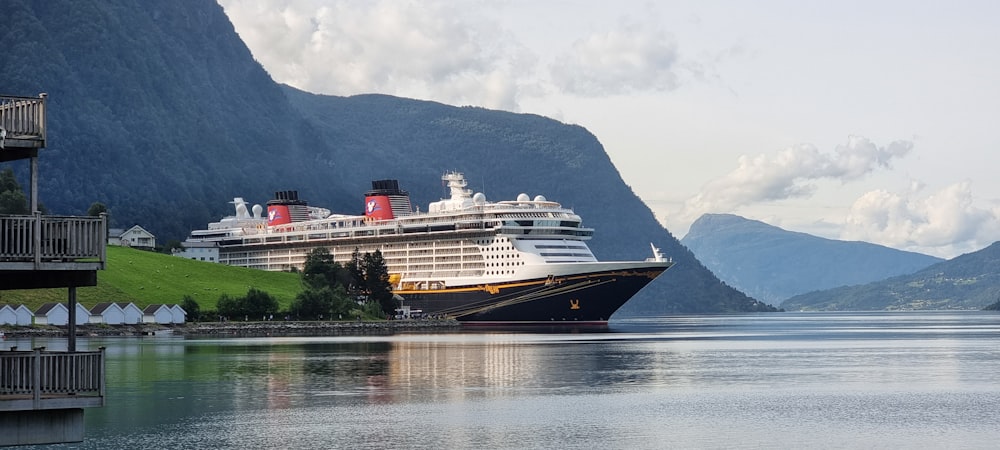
[0,246,303,311]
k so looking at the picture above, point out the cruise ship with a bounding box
[178,172,673,324]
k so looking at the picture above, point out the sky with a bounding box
[218,0,1000,259]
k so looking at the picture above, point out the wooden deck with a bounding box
[0,349,105,411]
[0,213,106,288]
[0,94,46,162]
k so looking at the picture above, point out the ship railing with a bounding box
[0,348,105,411]
[0,213,107,268]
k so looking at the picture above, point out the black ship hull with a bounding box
[396,266,666,324]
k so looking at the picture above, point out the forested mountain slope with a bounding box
[783,241,1000,311]
[0,0,773,314]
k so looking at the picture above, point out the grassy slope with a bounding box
[1,247,302,311]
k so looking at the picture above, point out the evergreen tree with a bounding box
[302,247,339,291]
[87,201,108,216]
[216,293,239,319]
[180,295,201,322]
[347,247,365,294]
[364,249,396,316]
[0,167,29,214]
[242,287,279,319]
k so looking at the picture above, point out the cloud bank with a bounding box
[219,0,690,110]
[842,181,1000,257]
[677,136,913,223]
[550,19,681,96]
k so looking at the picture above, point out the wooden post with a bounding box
[32,348,41,409]
[67,287,76,352]
[30,155,38,213]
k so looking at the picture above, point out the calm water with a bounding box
[8,311,1000,449]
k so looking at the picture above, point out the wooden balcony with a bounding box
[0,94,46,162]
[0,213,106,289]
[0,348,105,411]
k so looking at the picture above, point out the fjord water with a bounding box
[13,311,1000,449]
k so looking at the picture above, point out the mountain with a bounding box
[0,0,775,315]
[783,241,1000,310]
[681,214,943,304]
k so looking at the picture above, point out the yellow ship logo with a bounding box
[569,299,580,310]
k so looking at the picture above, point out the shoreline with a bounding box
[0,319,462,338]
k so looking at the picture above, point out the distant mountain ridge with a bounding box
[0,0,774,315]
[681,214,943,304]
[783,241,1000,310]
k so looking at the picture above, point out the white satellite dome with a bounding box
[473,192,486,205]
[517,193,530,202]
[252,204,263,218]
[533,195,546,202]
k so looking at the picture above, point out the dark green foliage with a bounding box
[161,239,183,254]
[296,247,392,319]
[289,285,353,320]
[87,202,107,216]
[292,248,356,320]
[0,168,29,214]
[214,288,279,320]
[215,293,239,319]
[302,248,341,291]
[242,287,280,319]
[180,294,201,322]
[347,248,364,293]
[363,249,395,316]
[2,0,771,315]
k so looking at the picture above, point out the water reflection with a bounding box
[8,311,1000,449]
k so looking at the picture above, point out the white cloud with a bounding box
[550,18,681,96]
[842,181,1000,257]
[218,0,531,110]
[676,136,912,225]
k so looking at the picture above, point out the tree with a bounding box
[216,293,239,319]
[180,295,201,322]
[347,247,365,293]
[242,287,279,319]
[302,247,340,291]
[364,249,396,316]
[0,167,29,214]
[87,201,108,216]
[162,239,184,254]
[289,287,334,320]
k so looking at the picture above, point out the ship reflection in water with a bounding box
[10,312,1000,449]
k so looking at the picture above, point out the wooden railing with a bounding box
[0,348,105,410]
[0,213,107,267]
[0,94,46,148]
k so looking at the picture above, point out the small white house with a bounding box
[114,225,156,249]
[7,305,34,326]
[74,303,90,325]
[117,302,143,324]
[34,303,68,326]
[142,304,173,324]
[169,304,187,324]
[0,305,17,325]
[91,302,125,325]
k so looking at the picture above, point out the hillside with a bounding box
[0,0,773,314]
[0,247,302,312]
[682,214,943,304]
[782,241,1000,310]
